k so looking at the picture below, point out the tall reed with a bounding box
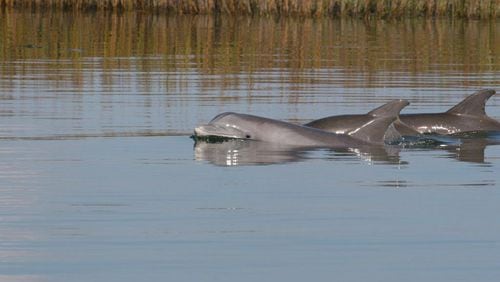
[0,0,498,18]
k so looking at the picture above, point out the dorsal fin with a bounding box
[446,89,496,116]
[350,100,409,144]
[367,100,411,117]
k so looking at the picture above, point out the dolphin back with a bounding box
[349,100,409,144]
[446,89,496,116]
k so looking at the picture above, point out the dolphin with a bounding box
[397,89,500,134]
[305,89,500,136]
[304,100,420,141]
[193,99,409,147]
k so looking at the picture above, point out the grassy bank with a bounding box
[0,0,498,18]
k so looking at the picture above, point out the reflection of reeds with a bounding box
[1,11,497,82]
[0,0,498,18]
[0,10,497,107]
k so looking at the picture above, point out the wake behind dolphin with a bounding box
[194,100,409,147]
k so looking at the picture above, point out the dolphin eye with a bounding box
[245,134,251,139]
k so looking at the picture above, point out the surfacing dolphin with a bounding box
[397,89,500,134]
[194,99,409,147]
[306,89,500,136]
[304,100,420,141]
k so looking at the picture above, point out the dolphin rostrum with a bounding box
[194,99,409,147]
[306,89,500,136]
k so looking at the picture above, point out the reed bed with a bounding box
[0,0,498,18]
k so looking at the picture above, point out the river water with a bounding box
[0,11,499,282]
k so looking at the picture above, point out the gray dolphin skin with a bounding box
[194,99,409,147]
[305,100,421,139]
[306,89,500,136]
[397,89,500,134]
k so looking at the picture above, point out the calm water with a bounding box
[1,11,500,282]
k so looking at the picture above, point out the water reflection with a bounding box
[1,11,499,94]
[194,132,500,166]
[1,11,499,139]
[1,11,500,281]
[194,139,403,166]
[443,132,500,164]
[195,140,305,166]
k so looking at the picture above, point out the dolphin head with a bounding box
[194,112,261,140]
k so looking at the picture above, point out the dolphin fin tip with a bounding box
[352,99,410,144]
[446,89,496,116]
[367,99,410,117]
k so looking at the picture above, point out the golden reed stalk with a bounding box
[0,0,498,18]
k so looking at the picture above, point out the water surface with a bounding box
[0,11,499,282]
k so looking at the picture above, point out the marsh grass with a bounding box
[0,0,498,18]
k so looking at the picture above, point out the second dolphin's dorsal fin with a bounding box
[446,89,496,116]
[367,100,412,117]
[349,100,410,144]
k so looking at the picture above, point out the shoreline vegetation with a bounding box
[0,0,498,19]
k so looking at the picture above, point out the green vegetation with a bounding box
[0,0,498,18]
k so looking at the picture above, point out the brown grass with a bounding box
[0,0,498,18]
